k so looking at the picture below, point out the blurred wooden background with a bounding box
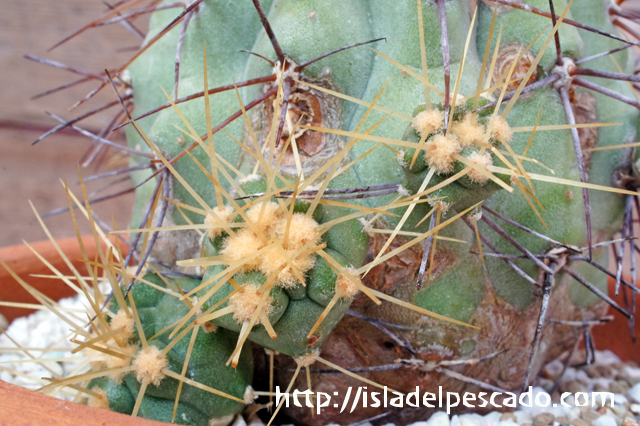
[0,0,143,246]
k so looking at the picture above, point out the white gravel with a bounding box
[0,291,99,397]
[629,384,640,404]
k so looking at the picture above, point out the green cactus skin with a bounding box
[126,0,274,227]
[112,0,640,423]
[89,273,253,425]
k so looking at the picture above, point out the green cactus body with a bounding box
[102,0,640,423]
[89,273,252,425]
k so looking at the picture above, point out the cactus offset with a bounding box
[88,272,253,425]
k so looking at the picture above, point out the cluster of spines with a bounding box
[6,0,640,424]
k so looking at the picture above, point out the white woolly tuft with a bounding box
[358,217,374,237]
[396,149,408,167]
[397,184,411,197]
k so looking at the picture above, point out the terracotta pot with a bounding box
[0,379,166,426]
[0,236,128,322]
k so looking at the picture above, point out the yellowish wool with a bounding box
[335,270,360,300]
[259,248,315,289]
[424,134,461,174]
[246,201,283,238]
[433,200,451,213]
[110,309,134,342]
[412,109,445,137]
[204,205,235,239]
[275,213,321,251]
[489,116,513,144]
[467,152,493,184]
[449,92,465,103]
[228,284,273,325]
[87,386,110,410]
[88,357,106,371]
[134,345,168,386]
[451,113,486,147]
[295,349,320,367]
[221,228,264,271]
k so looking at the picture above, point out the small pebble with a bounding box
[591,415,617,426]
[533,413,555,426]
[630,404,640,414]
[514,411,533,424]
[426,411,450,426]
[580,410,601,423]
[501,414,517,422]
[565,408,581,421]
[460,416,480,426]
[555,416,569,424]
[621,418,639,426]
[570,419,589,426]
[597,365,614,378]
[625,367,640,380]
[615,394,630,406]
[561,381,584,394]
[597,351,622,366]
[629,383,640,404]
[610,381,628,395]
[460,413,483,426]
[484,412,502,423]
[616,373,631,383]
[611,405,627,418]
[543,361,565,380]
[586,367,602,379]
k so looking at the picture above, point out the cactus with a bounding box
[87,272,253,425]
[21,0,640,424]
